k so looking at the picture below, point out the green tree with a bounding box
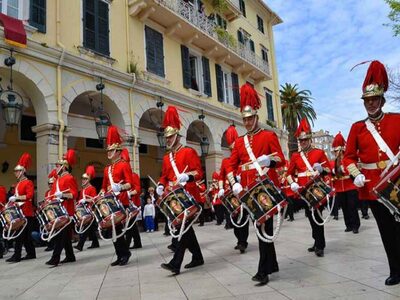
[280,83,317,157]
[385,0,400,36]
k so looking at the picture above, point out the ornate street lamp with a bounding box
[198,110,209,156]
[156,96,165,149]
[0,50,24,126]
[89,78,111,141]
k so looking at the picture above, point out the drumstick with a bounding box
[45,189,70,200]
[241,153,278,167]
[148,175,158,187]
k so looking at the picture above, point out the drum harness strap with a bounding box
[244,135,286,243]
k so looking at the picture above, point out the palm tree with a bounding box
[280,83,317,157]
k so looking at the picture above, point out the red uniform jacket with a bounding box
[158,146,203,202]
[343,113,400,200]
[0,186,7,208]
[197,183,206,204]
[79,185,97,208]
[209,183,222,206]
[102,160,133,206]
[130,172,141,207]
[329,160,356,193]
[287,148,331,188]
[14,179,35,217]
[228,129,285,187]
[51,173,78,216]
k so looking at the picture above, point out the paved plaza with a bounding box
[1,212,400,300]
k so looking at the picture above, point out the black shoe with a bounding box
[6,256,21,263]
[44,246,54,252]
[110,258,121,266]
[198,223,204,227]
[307,246,315,252]
[344,228,352,232]
[161,263,180,275]
[333,216,339,220]
[129,244,142,249]
[167,244,176,252]
[287,218,294,222]
[252,274,263,282]
[119,253,131,266]
[74,245,83,251]
[272,265,279,273]
[252,274,269,286]
[184,260,204,269]
[87,244,99,249]
[385,276,400,286]
[45,257,59,266]
[21,254,36,260]
[363,215,370,220]
[353,229,359,234]
[315,248,324,257]
[61,256,76,264]
[237,244,246,254]
[234,245,239,250]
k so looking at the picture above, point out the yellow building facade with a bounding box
[0,0,287,200]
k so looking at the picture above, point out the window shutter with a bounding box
[250,40,255,52]
[181,45,191,88]
[155,32,165,77]
[29,0,46,33]
[145,26,155,73]
[215,64,223,102]
[231,72,240,108]
[266,92,275,121]
[145,26,165,77]
[83,0,96,50]
[237,30,243,44]
[240,0,246,17]
[97,0,109,56]
[202,56,211,97]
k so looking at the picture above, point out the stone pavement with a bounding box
[1,212,400,300]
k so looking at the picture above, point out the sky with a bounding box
[266,0,400,138]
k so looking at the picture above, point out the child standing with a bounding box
[143,198,155,232]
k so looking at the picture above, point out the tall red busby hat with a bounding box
[106,125,124,151]
[121,148,130,163]
[225,125,239,148]
[295,118,312,140]
[48,169,58,184]
[362,60,388,99]
[332,132,346,151]
[212,171,219,181]
[57,149,77,167]
[162,106,181,137]
[82,165,96,180]
[240,83,261,118]
[14,153,32,171]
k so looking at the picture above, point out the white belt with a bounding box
[241,163,269,173]
[360,160,390,170]
[297,171,318,177]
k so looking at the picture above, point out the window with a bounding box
[29,0,46,33]
[20,115,36,142]
[265,89,274,122]
[139,144,148,154]
[85,138,104,149]
[0,0,23,19]
[145,26,165,77]
[257,15,264,34]
[83,0,110,56]
[215,14,227,29]
[238,29,254,52]
[261,46,269,63]
[239,0,246,17]
[216,64,237,106]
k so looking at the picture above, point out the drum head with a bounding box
[300,176,333,208]
[374,164,400,213]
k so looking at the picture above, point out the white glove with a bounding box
[111,183,122,193]
[55,191,63,199]
[156,185,164,196]
[236,174,241,183]
[232,182,243,195]
[177,173,189,184]
[354,174,366,188]
[257,154,271,167]
[218,189,225,198]
[313,163,323,173]
[79,199,86,205]
[290,182,300,193]
[8,196,16,202]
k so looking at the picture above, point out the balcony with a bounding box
[129,0,271,82]
[209,0,241,21]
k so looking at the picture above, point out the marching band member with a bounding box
[280,163,295,222]
[227,84,285,285]
[121,149,143,250]
[43,169,57,252]
[0,185,7,258]
[157,106,204,275]
[100,126,133,266]
[74,165,99,251]
[343,61,400,286]
[5,153,36,263]
[210,172,224,225]
[195,180,206,227]
[218,124,249,253]
[287,118,331,258]
[47,149,78,266]
[331,132,360,234]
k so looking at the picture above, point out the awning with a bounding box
[0,13,26,48]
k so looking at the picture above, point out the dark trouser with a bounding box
[214,205,225,224]
[232,212,249,247]
[338,190,360,230]
[360,200,370,217]
[52,223,74,260]
[125,222,142,248]
[297,200,325,250]
[330,195,340,217]
[154,207,160,231]
[198,203,205,225]
[224,207,232,228]
[285,197,295,220]
[14,216,36,259]
[169,226,203,270]
[369,201,400,277]
[257,218,278,276]
[77,221,99,249]
[112,224,130,259]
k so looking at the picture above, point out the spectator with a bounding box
[143,198,155,232]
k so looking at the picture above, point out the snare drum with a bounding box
[0,202,26,236]
[221,191,242,216]
[373,164,400,219]
[239,176,288,224]
[74,202,94,229]
[38,199,70,232]
[93,194,126,230]
[298,176,334,209]
[157,186,200,227]
[125,202,140,220]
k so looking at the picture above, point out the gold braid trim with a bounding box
[287,175,294,185]
[347,163,361,177]
[227,172,236,186]
[218,180,224,190]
